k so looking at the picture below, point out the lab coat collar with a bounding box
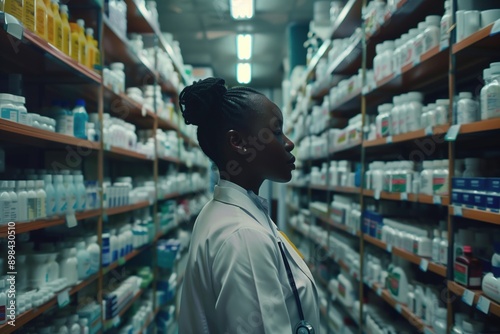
[213,181,270,229]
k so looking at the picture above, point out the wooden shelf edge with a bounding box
[450,206,500,225]
[459,118,500,135]
[447,281,500,317]
[103,243,152,275]
[107,146,153,161]
[452,23,494,54]
[364,235,447,277]
[106,201,151,216]
[0,119,101,149]
[363,125,450,148]
[0,209,101,237]
[363,189,449,206]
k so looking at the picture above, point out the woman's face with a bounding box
[242,94,296,182]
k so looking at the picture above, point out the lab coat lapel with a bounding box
[213,185,269,228]
[213,185,315,284]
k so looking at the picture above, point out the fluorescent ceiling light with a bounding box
[237,34,252,60]
[237,63,251,84]
[230,0,254,20]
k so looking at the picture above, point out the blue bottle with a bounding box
[73,99,89,139]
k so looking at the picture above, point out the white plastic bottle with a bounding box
[423,15,441,53]
[432,229,441,263]
[433,160,449,195]
[480,64,500,120]
[0,181,11,224]
[75,240,91,280]
[102,231,111,267]
[420,161,434,195]
[63,174,77,213]
[439,231,448,265]
[43,175,56,217]
[16,181,28,222]
[413,21,427,62]
[110,229,118,262]
[406,92,424,131]
[376,103,392,138]
[6,181,17,222]
[399,93,409,134]
[0,94,19,123]
[440,1,452,50]
[435,99,450,125]
[75,174,86,211]
[457,92,479,124]
[53,175,67,214]
[26,180,38,221]
[67,315,81,334]
[60,247,78,286]
[86,236,100,275]
[79,318,89,334]
[36,180,47,219]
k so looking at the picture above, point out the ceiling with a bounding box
[155,0,316,88]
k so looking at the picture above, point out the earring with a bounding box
[243,147,247,152]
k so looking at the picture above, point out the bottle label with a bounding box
[391,174,408,193]
[18,111,28,125]
[424,31,439,52]
[24,0,36,31]
[71,35,80,61]
[47,15,55,43]
[388,272,401,296]
[36,6,46,37]
[37,197,46,218]
[454,261,468,286]
[440,19,450,49]
[487,88,500,118]
[381,117,390,137]
[1,107,18,122]
[59,196,67,213]
[6,0,23,20]
[338,281,346,298]
[433,175,447,194]
[414,36,424,60]
[27,198,37,220]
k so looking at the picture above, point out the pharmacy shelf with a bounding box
[124,0,188,84]
[366,0,441,45]
[450,206,500,226]
[323,244,353,273]
[159,73,180,97]
[363,189,450,206]
[365,46,448,107]
[0,119,101,150]
[0,209,101,237]
[105,146,154,161]
[103,86,156,129]
[157,117,180,132]
[0,274,99,334]
[309,184,330,191]
[327,34,362,76]
[102,16,157,81]
[363,125,450,148]
[105,201,151,216]
[458,119,500,136]
[367,282,430,333]
[330,140,363,158]
[104,288,146,330]
[447,281,500,318]
[179,131,199,148]
[0,25,101,84]
[159,192,182,201]
[363,234,447,277]
[452,23,500,55]
[330,89,362,115]
[103,243,152,275]
[310,206,360,237]
[309,186,361,195]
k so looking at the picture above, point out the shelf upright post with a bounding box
[152,33,160,314]
[358,0,368,331]
[447,0,458,331]
[96,3,105,331]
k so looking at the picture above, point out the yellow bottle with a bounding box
[60,4,71,56]
[76,19,87,65]
[4,0,24,22]
[69,22,81,62]
[51,0,62,50]
[35,0,47,39]
[22,0,35,32]
[85,28,96,69]
[43,0,54,43]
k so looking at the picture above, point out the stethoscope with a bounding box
[255,199,316,334]
[277,240,316,334]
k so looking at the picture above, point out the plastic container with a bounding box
[73,99,88,140]
[60,4,71,56]
[76,19,87,65]
[75,240,91,280]
[413,21,427,61]
[406,92,424,131]
[481,63,500,120]
[13,95,28,125]
[440,1,452,49]
[375,103,392,138]
[0,181,10,224]
[420,161,434,195]
[60,247,78,286]
[433,159,448,195]
[435,99,450,125]
[454,245,482,288]
[457,92,479,124]
[424,15,441,52]
[433,307,447,334]
[35,180,47,219]
[54,174,67,214]
[0,94,19,123]
[432,229,441,263]
[390,96,401,135]
[7,181,17,222]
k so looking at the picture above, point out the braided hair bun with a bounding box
[179,77,227,126]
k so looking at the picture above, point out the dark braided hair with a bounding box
[179,77,263,164]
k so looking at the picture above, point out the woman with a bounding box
[178,78,319,333]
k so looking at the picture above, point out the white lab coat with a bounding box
[179,181,319,334]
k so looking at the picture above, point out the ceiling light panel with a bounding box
[237,34,252,60]
[237,63,252,84]
[230,0,254,20]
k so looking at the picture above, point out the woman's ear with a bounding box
[226,130,246,153]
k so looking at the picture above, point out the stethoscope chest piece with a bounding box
[294,320,315,334]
